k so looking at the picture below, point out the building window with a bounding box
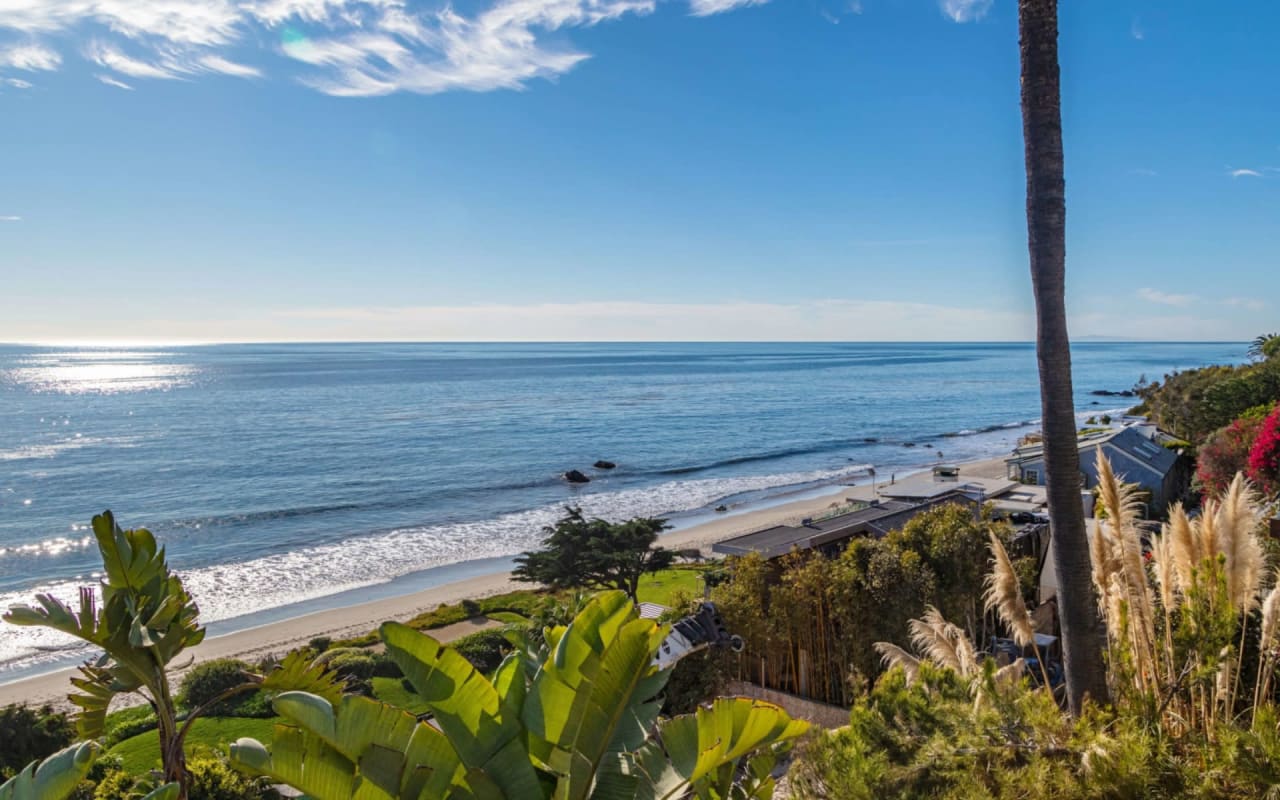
[1024,469,1040,485]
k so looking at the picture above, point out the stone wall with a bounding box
[726,680,850,729]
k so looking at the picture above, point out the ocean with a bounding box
[0,341,1244,681]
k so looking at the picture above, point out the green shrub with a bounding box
[326,652,376,682]
[93,754,279,800]
[91,768,138,800]
[102,705,158,747]
[187,753,280,800]
[177,659,255,716]
[451,629,512,674]
[308,636,332,653]
[0,703,75,777]
[371,650,403,678]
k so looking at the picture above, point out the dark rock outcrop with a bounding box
[1091,389,1137,397]
[563,469,591,484]
[593,460,617,470]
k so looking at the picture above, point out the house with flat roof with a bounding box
[1005,425,1186,514]
[873,464,1049,521]
[712,492,974,560]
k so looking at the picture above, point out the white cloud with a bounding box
[85,41,181,79]
[95,73,133,90]
[0,1,243,47]
[689,0,769,16]
[1137,288,1195,307]
[0,0,764,96]
[1130,17,1144,40]
[0,215,21,222]
[1229,168,1263,178]
[1223,297,1267,312]
[0,42,60,70]
[198,54,261,78]
[1129,168,1158,177]
[4,77,33,88]
[939,0,992,23]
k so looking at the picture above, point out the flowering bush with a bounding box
[1247,405,1280,497]
[1198,416,1264,498]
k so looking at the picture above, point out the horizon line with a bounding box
[0,338,1248,348]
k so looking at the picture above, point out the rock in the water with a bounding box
[563,469,591,484]
[902,442,916,448]
[593,460,617,470]
[1091,389,1136,397]
[715,504,729,513]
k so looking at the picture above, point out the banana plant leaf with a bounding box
[381,622,545,799]
[3,512,205,738]
[0,743,98,800]
[231,592,808,800]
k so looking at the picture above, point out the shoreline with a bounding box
[0,455,1009,710]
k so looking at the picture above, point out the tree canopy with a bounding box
[512,507,675,600]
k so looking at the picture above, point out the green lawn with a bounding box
[108,716,279,775]
[487,611,530,625]
[636,566,709,606]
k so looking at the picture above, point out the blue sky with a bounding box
[0,0,1276,343]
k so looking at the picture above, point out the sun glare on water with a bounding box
[2,351,197,394]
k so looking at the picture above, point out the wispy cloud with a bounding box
[1130,17,1144,40]
[1229,168,1263,178]
[85,41,181,79]
[690,0,769,15]
[95,74,134,90]
[4,77,33,89]
[940,0,993,23]
[0,0,765,97]
[0,42,60,70]
[198,54,262,78]
[1138,288,1195,307]
[0,215,21,222]
[1129,168,1158,177]
[1223,297,1267,312]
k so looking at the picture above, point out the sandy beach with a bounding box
[0,456,1008,709]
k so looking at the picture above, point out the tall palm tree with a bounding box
[1017,0,1109,712]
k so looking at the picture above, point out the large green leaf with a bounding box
[232,691,482,800]
[523,591,668,800]
[612,698,809,800]
[0,742,98,800]
[381,622,545,799]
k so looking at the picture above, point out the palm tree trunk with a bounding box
[1017,0,1110,713]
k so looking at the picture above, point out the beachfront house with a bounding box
[1005,425,1186,515]
[711,492,975,560]
[874,465,1049,520]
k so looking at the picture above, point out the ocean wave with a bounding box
[649,445,874,476]
[0,463,869,673]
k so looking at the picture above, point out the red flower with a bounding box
[1247,406,1280,497]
